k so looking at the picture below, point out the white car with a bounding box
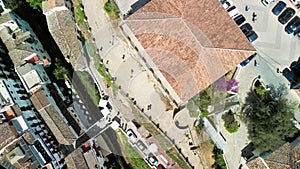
[147,153,158,166]
[227,6,240,18]
[262,0,274,6]
[126,129,138,143]
[222,0,233,10]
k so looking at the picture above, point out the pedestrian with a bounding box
[245,5,250,11]
[252,12,257,18]
[131,69,134,73]
[106,60,109,64]
[122,54,125,60]
[100,46,103,51]
[254,60,259,66]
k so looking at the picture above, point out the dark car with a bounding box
[234,15,246,26]
[294,28,300,38]
[240,53,257,67]
[246,31,258,42]
[285,16,300,34]
[278,7,295,24]
[272,1,286,15]
[240,23,253,35]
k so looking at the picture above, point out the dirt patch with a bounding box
[200,139,215,168]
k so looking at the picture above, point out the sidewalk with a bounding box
[80,0,205,168]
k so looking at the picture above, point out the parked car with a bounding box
[240,53,257,67]
[294,28,300,39]
[223,1,231,10]
[227,6,240,18]
[282,68,297,83]
[246,31,258,42]
[234,15,246,26]
[262,0,274,6]
[272,1,286,15]
[157,164,166,169]
[147,153,158,166]
[222,0,233,10]
[240,23,253,35]
[278,7,295,24]
[136,140,147,152]
[285,16,300,34]
[126,129,138,143]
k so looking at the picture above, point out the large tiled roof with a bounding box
[247,157,268,169]
[44,6,82,70]
[0,122,17,150]
[30,90,76,145]
[124,0,256,101]
[30,90,50,111]
[264,143,292,168]
[65,148,89,169]
[0,26,33,67]
[247,142,300,169]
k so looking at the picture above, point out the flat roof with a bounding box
[17,64,42,92]
[12,116,28,133]
[124,0,256,101]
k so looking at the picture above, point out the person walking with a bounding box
[245,5,250,11]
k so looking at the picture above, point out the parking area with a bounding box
[229,0,300,70]
[217,0,300,168]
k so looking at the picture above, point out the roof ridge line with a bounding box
[126,16,182,22]
[181,18,205,50]
[181,0,189,18]
[203,46,256,52]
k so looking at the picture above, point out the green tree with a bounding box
[26,0,43,11]
[187,86,212,117]
[243,84,298,153]
[103,0,120,19]
[2,0,25,10]
[222,110,239,133]
[54,66,69,80]
[53,58,69,80]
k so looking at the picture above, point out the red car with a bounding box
[157,164,165,169]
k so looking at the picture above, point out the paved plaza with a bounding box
[79,0,300,168]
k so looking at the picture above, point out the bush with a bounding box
[104,0,120,19]
[195,123,204,134]
[212,144,227,169]
[222,110,239,133]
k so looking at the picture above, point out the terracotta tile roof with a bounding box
[4,107,16,120]
[30,90,50,111]
[30,90,76,145]
[44,8,82,70]
[65,148,89,169]
[44,105,76,144]
[246,157,268,169]
[129,0,185,19]
[124,0,256,101]
[248,142,300,169]
[264,143,292,167]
